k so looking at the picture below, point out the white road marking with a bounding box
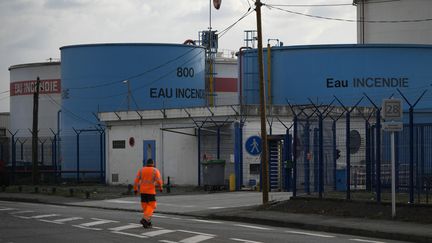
[152,214,169,218]
[159,240,177,243]
[350,239,386,243]
[41,217,83,224]
[78,218,119,227]
[0,208,16,211]
[177,230,215,237]
[9,210,34,215]
[73,218,118,230]
[285,230,335,238]
[230,238,264,243]
[112,231,148,238]
[179,235,214,243]
[188,219,222,224]
[108,223,142,231]
[233,224,272,230]
[208,207,225,209]
[141,229,175,237]
[105,199,135,204]
[31,214,59,219]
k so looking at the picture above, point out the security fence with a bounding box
[1,128,105,185]
[287,101,432,205]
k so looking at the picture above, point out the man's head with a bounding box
[146,158,154,167]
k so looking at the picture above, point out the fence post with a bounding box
[293,115,298,197]
[365,121,371,191]
[332,121,337,190]
[397,88,427,204]
[318,113,324,199]
[304,119,310,194]
[346,112,351,200]
[376,109,382,202]
[234,122,240,190]
[217,127,221,159]
[73,128,81,183]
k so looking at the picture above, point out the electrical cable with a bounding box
[265,4,432,23]
[267,0,401,7]
[218,7,255,38]
[66,47,200,90]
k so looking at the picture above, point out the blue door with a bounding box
[143,140,156,166]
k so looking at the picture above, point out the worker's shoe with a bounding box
[140,218,150,228]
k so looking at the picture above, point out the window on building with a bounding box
[112,140,126,149]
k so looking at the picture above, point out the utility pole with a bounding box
[32,76,40,185]
[255,0,269,205]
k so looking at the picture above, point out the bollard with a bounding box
[166,176,171,193]
[127,184,133,194]
[69,188,74,196]
[85,191,90,199]
[52,187,56,194]
[34,187,39,193]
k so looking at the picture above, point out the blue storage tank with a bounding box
[59,43,205,178]
[241,44,432,109]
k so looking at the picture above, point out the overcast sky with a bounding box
[0,0,357,112]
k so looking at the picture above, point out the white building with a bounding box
[355,0,432,44]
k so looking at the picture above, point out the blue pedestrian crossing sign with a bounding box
[245,135,262,155]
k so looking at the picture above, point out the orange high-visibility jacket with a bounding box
[134,166,163,194]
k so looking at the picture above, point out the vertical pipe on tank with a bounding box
[346,112,351,200]
[266,44,272,105]
[198,127,201,186]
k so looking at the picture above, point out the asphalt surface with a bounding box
[0,200,407,243]
[0,191,431,242]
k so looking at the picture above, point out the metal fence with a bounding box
[289,103,432,205]
[2,128,105,185]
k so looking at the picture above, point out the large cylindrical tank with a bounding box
[241,44,432,109]
[60,43,205,175]
[9,62,61,138]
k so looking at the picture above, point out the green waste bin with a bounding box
[202,159,226,190]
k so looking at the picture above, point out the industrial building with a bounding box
[5,0,432,193]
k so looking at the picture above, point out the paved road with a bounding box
[0,200,408,243]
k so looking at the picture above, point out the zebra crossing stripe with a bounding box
[31,214,59,219]
[141,229,175,237]
[178,235,214,243]
[73,218,118,230]
[112,231,148,238]
[108,223,142,231]
[42,217,83,224]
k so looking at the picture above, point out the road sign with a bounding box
[245,135,262,155]
[382,121,403,132]
[382,99,403,120]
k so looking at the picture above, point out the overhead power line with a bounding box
[267,0,401,7]
[265,4,432,23]
[218,6,254,38]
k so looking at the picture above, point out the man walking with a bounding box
[134,158,163,228]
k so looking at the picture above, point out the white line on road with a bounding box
[285,230,335,238]
[141,229,175,237]
[31,214,59,219]
[78,218,119,227]
[0,208,16,211]
[349,239,386,243]
[108,223,142,231]
[73,218,118,230]
[105,199,135,204]
[233,224,272,230]
[230,238,264,243]
[152,214,170,218]
[112,231,148,238]
[179,235,215,243]
[159,240,177,243]
[9,210,34,215]
[177,230,215,237]
[41,217,83,224]
[188,219,222,224]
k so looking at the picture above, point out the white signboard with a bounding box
[382,122,403,132]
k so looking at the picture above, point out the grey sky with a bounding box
[0,0,357,112]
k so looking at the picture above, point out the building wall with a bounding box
[214,58,238,106]
[106,120,198,185]
[357,0,432,44]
